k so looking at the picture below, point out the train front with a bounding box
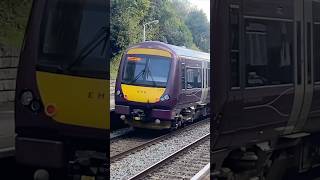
[15,0,109,177]
[115,42,178,130]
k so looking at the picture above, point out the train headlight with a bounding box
[20,91,33,106]
[30,100,41,112]
[160,94,170,102]
[116,90,121,96]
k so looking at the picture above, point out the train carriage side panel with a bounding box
[213,0,298,150]
[301,1,320,133]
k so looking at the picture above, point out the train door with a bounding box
[179,58,196,106]
[237,0,296,144]
[294,0,320,133]
[200,61,209,104]
[213,0,298,148]
[179,58,186,105]
[179,58,203,105]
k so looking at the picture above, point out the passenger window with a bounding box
[186,68,202,89]
[230,4,240,88]
[181,63,186,89]
[245,19,294,87]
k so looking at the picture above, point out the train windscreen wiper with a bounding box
[66,26,108,71]
[128,68,146,84]
[145,65,157,87]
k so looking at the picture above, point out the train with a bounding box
[115,41,210,130]
[213,0,320,179]
[15,0,109,179]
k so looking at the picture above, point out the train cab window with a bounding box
[39,0,108,78]
[245,19,293,87]
[122,55,171,87]
[186,68,202,89]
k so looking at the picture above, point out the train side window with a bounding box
[230,4,240,88]
[186,68,202,89]
[245,19,294,87]
[181,63,186,89]
[314,23,320,82]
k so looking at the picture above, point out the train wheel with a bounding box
[170,119,179,131]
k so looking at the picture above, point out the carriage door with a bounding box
[200,61,209,104]
[242,0,295,140]
[292,0,319,132]
[285,0,314,133]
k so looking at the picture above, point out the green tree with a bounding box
[0,0,32,47]
[110,0,210,78]
[110,0,151,55]
[171,0,192,21]
[185,10,210,52]
[146,0,194,48]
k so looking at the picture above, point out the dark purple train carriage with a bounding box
[115,41,210,129]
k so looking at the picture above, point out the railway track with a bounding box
[110,119,210,179]
[110,119,209,162]
[110,127,134,140]
[110,131,166,161]
[128,134,210,180]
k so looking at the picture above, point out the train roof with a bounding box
[131,41,210,61]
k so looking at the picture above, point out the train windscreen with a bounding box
[122,55,171,88]
[38,0,108,78]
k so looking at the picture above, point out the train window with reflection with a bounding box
[186,68,202,89]
[314,23,320,82]
[122,55,171,88]
[245,19,293,87]
[39,0,108,78]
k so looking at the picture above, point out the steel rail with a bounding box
[110,119,209,162]
[127,133,210,180]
